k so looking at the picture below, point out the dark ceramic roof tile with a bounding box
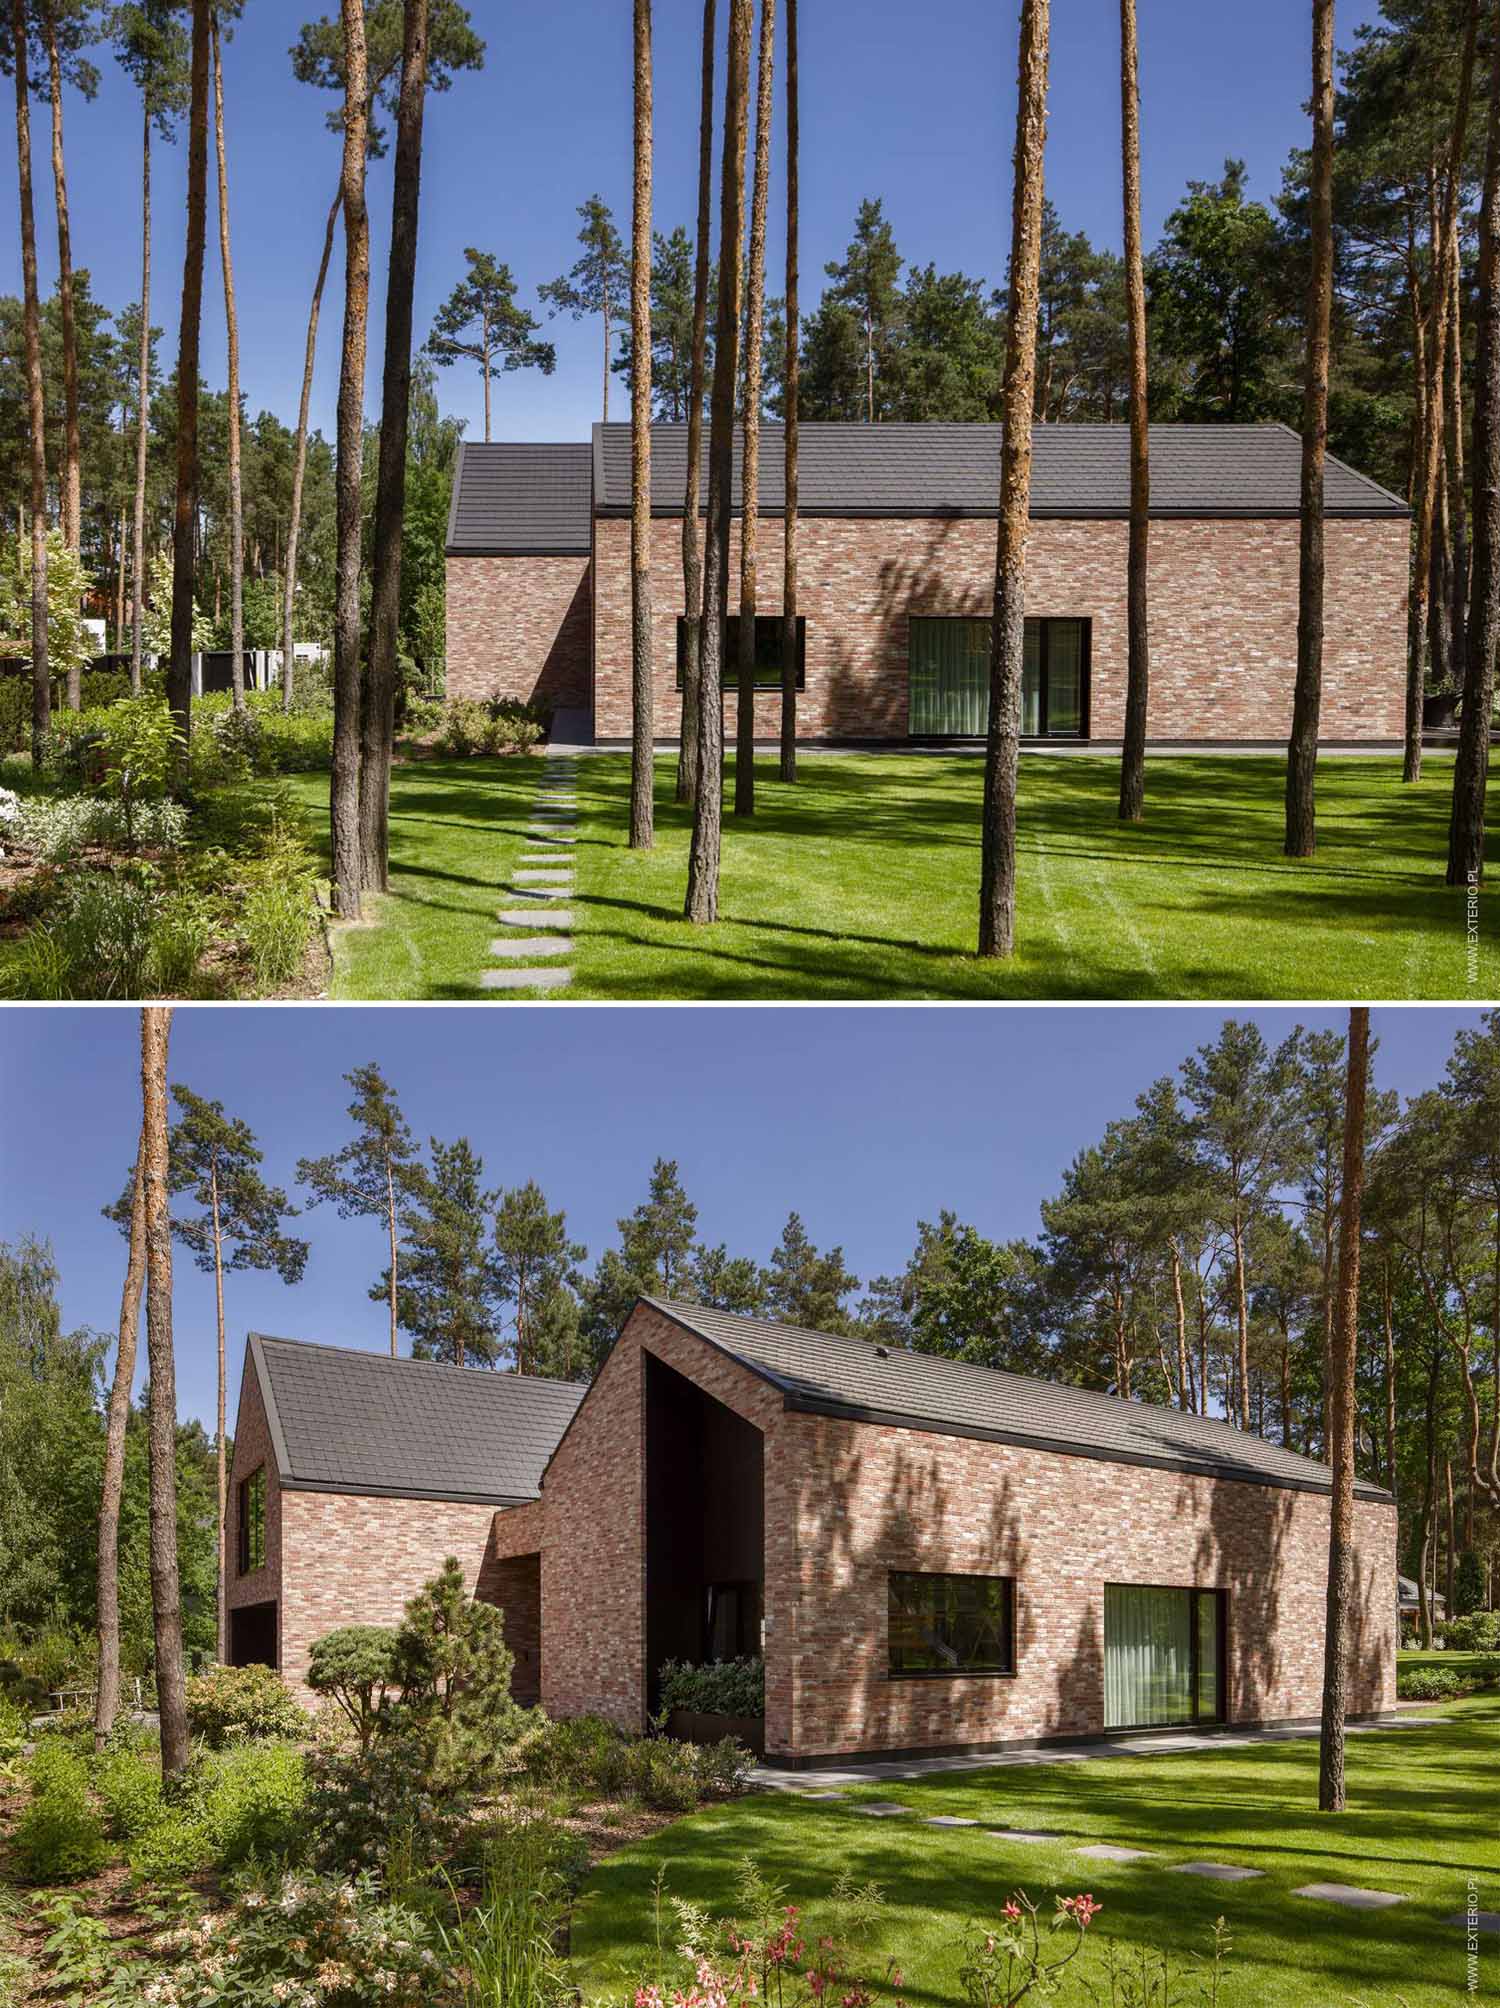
[446,440,592,554]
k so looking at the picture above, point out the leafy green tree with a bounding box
[860,1211,1040,1371]
[491,1180,585,1378]
[1453,1548,1485,1617]
[763,1211,860,1333]
[298,1062,422,1357]
[381,1137,499,1368]
[425,246,553,443]
[539,194,628,421]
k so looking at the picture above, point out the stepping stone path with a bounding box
[855,1802,912,1817]
[1446,1913,1500,1934]
[924,1816,980,1828]
[1293,1883,1406,1910]
[480,755,580,992]
[1076,1843,1155,1862]
[1171,1863,1264,1882]
[990,1829,1062,1845]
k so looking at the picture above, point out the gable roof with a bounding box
[445,440,592,555]
[636,1298,1393,1502]
[591,421,1407,521]
[247,1333,585,1505]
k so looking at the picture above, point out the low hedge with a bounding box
[658,1655,765,1719]
[1397,1658,1500,1700]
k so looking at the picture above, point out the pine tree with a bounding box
[491,1180,585,1377]
[297,1061,422,1356]
[539,195,628,421]
[764,1211,859,1333]
[425,247,554,440]
[380,1137,498,1368]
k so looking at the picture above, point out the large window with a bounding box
[237,1467,266,1576]
[676,615,806,691]
[908,616,1090,737]
[888,1570,1015,1678]
[1103,1585,1225,1730]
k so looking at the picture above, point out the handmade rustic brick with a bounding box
[446,554,590,711]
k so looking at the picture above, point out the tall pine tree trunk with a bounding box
[779,0,799,783]
[331,0,370,919]
[211,14,245,712]
[1318,1005,1368,1814]
[141,1008,189,1779]
[1449,9,1500,887]
[131,102,151,694]
[210,1162,227,1663]
[359,0,429,897]
[1285,0,1335,856]
[734,0,775,819]
[629,0,655,849]
[95,1136,147,1749]
[44,6,81,716]
[169,0,211,755]
[676,0,715,808]
[1116,0,1149,823]
[684,0,751,925]
[1447,253,1470,686]
[12,0,49,762]
[979,0,1050,958]
[280,183,342,712]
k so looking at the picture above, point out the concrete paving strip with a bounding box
[1292,1884,1406,1909]
[488,936,572,959]
[514,869,575,883]
[478,966,573,990]
[1170,1863,1265,1881]
[497,910,575,929]
[510,886,572,900]
[923,1816,980,1827]
[1444,1912,1500,1933]
[987,1830,1063,1844]
[855,1802,912,1816]
[1076,1844,1156,1862]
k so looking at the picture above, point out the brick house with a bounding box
[230,1301,1395,1763]
[444,422,1409,749]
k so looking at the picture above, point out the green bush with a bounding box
[437,695,546,757]
[0,675,30,754]
[658,1656,765,1719]
[125,1802,213,1884]
[0,790,188,863]
[1441,1611,1500,1654]
[5,870,167,1000]
[94,1746,165,1840]
[202,1742,308,1868]
[234,831,319,993]
[1395,1664,1496,1700]
[517,1710,752,1809]
[184,1662,309,1748]
[11,1741,109,1883]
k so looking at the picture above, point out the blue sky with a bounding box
[0,1003,1474,1435]
[3,0,1383,444]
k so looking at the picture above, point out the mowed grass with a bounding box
[284,750,1495,1000]
[567,1701,1497,2008]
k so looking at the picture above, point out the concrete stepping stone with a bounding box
[1170,1863,1264,1882]
[510,888,571,901]
[498,909,575,929]
[1076,1843,1156,1862]
[1293,1883,1405,1910]
[924,1816,980,1828]
[855,1802,911,1817]
[988,1829,1062,1845]
[1445,1913,1500,1933]
[515,869,574,883]
[798,1790,847,1800]
[526,828,577,840]
[478,965,573,991]
[488,936,572,959]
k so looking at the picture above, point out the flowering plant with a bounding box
[957,1891,1100,2008]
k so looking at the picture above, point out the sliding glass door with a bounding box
[909,617,1090,738]
[1103,1585,1225,1731]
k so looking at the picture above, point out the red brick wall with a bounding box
[526,1306,1395,1761]
[590,513,1409,745]
[226,1352,283,1665]
[445,554,591,710]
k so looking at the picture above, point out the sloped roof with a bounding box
[638,1298,1393,1502]
[591,421,1407,520]
[247,1333,585,1505]
[445,440,592,555]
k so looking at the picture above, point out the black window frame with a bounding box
[1102,1583,1228,1731]
[237,1466,267,1576]
[703,1579,762,1661]
[887,1569,1017,1680]
[675,614,807,692]
[906,614,1091,740]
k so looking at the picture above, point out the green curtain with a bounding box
[1104,1585,1194,1729]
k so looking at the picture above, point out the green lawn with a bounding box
[567,1701,1496,2008]
[285,750,1495,1000]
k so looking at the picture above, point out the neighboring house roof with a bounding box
[1396,1574,1445,1610]
[636,1298,1395,1502]
[247,1333,586,1505]
[590,421,1408,521]
[445,440,593,555]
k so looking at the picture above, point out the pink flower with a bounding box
[1002,1902,1021,1923]
[1060,1894,1101,1927]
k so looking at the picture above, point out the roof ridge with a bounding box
[249,1330,586,1394]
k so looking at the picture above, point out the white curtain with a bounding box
[1104,1584,1194,1729]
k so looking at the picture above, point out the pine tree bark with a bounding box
[779,0,799,784]
[43,6,82,653]
[12,0,50,763]
[1449,11,1500,886]
[1116,0,1149,823]
[684,0,751,925]
[95,1135,147,1749]
[1284,0,1335,856]
[331,0,370,919]
[979,0,1050,958]
[280,184,342,712]
[629,0,655,849]
[359,0,429,897]
[131,100,151,694]
[1318,1005,1368,1814]
[168,0,210,754]
[210,1159,227,1663]
[676,0,715,807]
[734,0,775,819]
[211,15,245,712]
[1447,253,1470,687]
[141,1008,189,1780]
[1405,6,1477,784]
[1383,1255,1398,1498]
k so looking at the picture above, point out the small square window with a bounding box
[238,1467,266,1575]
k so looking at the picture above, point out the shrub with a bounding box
[0,792,187,864]
[95,1746,165,1839]
[185,1662,309,1748]
[125,1803,213,1884]
[437,695,546,757]
[516,1711,752,1809]
[235,831,319,993]
[5,870,160,1000]
[1441,1611,1500,1654]
[658,1656,765,1719]
[305,1626,398,1755]
[1398,1666,1464,1699]
[93,695,183,841]
[202,1742,308,1868]
[10,1741,109,1882]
